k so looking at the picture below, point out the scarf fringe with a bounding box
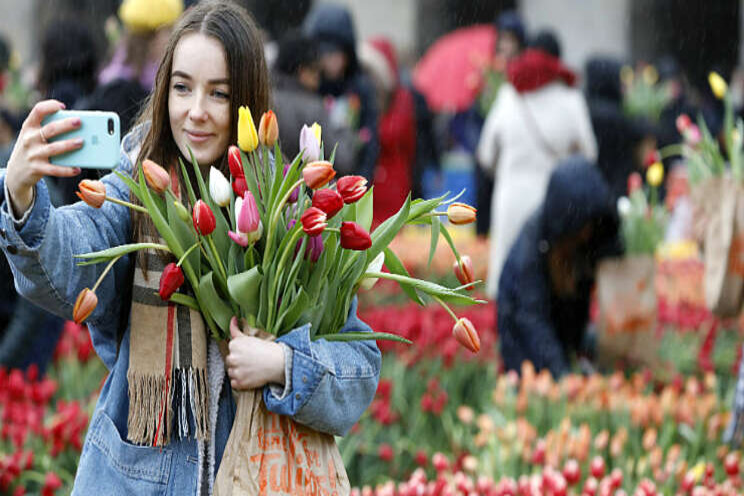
[127,367,209,446]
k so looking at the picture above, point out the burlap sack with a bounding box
[214,328,350,496]
[701,176,744,317]
[596,256,658,370]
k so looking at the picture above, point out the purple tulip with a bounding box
[283,163,300,204]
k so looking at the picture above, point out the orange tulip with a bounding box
[142,159,170,193]
[73,288,98,324]
[302,161,336,189]
[258,110,279,147]
[453,255,475,290]
[447,202,477,225]
[76,179,106,208]
[453,317,480,353]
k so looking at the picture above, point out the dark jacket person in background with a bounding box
[303,4,379,181]
[271,32,355,172]
[585,57,656,201]
[498,158,621,378]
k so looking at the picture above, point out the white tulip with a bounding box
[361,252,386,290]
[209,166,231,207]
[617,196,631,217]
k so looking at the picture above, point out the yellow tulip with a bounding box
[238,106,259,152]
[708,71,728,100]
[311,122,322,145]
[642,65,658,86]
[647,162,664,187]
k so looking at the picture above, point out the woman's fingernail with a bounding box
[74,168,82,174]
[73,118,81,125]
[75,138,84,145]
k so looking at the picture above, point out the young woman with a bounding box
[1,2,381,494]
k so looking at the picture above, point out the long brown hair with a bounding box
[131,0,270,262]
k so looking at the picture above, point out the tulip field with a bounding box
[2,228,744,495]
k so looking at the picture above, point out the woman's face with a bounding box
[169,33,232,166]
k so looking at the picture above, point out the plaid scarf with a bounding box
[125,162,210,446]
[126,239,210,446]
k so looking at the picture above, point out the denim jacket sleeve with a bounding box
[0,134,138,367]
[263,297,381,437]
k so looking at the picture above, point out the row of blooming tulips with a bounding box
[0,323,105,495]
[341,353,741,493]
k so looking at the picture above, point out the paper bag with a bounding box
[596,256,657,369]
[214,327,350,496]
[702,176,744,317]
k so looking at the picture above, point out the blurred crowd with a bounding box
[0,0,739,378]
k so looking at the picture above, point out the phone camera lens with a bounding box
[108,119,115,135]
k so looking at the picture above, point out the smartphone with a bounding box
[41,110,121,169]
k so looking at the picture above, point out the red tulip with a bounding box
[725,452,740,477]
[453,317,480,353]
[590,456,605,479]
[336,175,367,204]
[232,176,248,197]
[159,263,185,300]
[142,159,170,193]
[312,189,344,218]
[300,207,327,236]
[643,149,661,169]
[72,288,97,324]
[563,459,581,486]
[453,255,475,290]
[378,443,394,462]
[627,172,642,195]
[228,145,244,178]
[340,221,372,250]
[41,472,62,496]
[302,161,335,189]
[192,200,216,235]
[676,114,692,134]
[258,110,279,147]
[76,179,106,208]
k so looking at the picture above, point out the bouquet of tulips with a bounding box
[72,106,485,349]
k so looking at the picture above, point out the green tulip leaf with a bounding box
[356,186,374,232]
[227,266,262,318]
[199,272,233,334]
[314,331,412,344]
[383,248,424,305]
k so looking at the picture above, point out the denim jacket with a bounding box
[0,129,381,495]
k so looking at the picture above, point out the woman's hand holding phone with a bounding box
[5,100,84,217]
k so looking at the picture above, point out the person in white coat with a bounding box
[476,31,597,298]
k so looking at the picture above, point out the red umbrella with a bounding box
[413,24,497,112]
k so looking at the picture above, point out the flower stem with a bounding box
[263,178,305,268]
[431,294,459,323]
[177,241,201,267]
[91,254,124,292]
[207,235,227,281]
[659,144,685,160]
[105,196,148,213]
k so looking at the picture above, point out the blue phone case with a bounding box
[41,110,121,169]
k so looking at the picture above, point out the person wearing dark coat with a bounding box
[303,4,379,182]
[271,32,355,172]
[585,57,654,201]
[498,158,621,378]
